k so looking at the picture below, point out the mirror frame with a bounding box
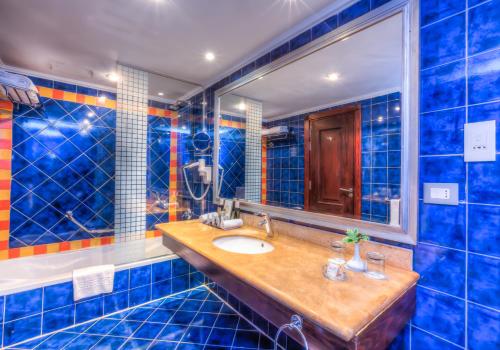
[213,0,419,245]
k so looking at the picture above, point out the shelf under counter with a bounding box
[157,221,418,350]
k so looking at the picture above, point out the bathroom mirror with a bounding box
[214,0,418,244]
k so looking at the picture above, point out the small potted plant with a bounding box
[343,228,369,271]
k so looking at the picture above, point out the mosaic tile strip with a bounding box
[115,65,148,242]
[244,100,263,202]
[261,140,267,205]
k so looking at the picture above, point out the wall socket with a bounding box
[464,120,496,162]
[424,183,459,205]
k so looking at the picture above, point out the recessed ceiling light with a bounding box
[237,102,246,111]
[158,92,164,96]
[98,95,107,104]
[106,72,119,82]
[205,52,215,61]
[325,73,340,81]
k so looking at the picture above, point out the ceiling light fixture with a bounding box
[106,72,119,82]
[237,102,247,111]
[341,37,350,42]
[205,52,215,61]
[158,92,164,96]
[325,73,340,81]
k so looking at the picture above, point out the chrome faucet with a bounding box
[258,212,274,238]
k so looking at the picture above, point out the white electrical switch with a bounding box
[424,183,459,205]
[430,187,450,200]
[465,120,496,162]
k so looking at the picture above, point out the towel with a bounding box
[73,265,115,301]
[220,218,243,230]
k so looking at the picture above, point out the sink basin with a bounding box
[212,235,274,254]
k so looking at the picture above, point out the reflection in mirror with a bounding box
[218,13,403,226]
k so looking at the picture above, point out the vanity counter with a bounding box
[157,221,418,348]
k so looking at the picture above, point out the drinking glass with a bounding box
[364,252,386,280]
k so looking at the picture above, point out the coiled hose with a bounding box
[274,315,309,350]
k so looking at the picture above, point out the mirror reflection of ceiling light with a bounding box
[341,37,350,42]
[258,76,264,80]
[158,92,164,96]
[98,95,107,104]
[237,102,247,111]
[205,52,215,61]
[325,73,340,81]
[377,116,384,122]
[106,72,119,82]
[86,111,95,118]
[395,105,401,112]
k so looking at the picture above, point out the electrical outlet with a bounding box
[464,120,496,162]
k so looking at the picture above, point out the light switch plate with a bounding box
[424,183,459,205]
[464,120,496,162]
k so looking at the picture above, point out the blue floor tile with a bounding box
[5,286,275,350]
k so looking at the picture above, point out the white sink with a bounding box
[212,236,274,254]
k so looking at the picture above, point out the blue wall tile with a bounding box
[75,297,104,323]
[311,15,338,40]
[114,270,130,292]
[339,0,370,26]
[415,243,465,297]
[3,315,42,346]
[130,265,152,288]
[152,260,172,283]
[42,305,74,333]
[419,203,466,249]
[5,289,43,321]
[43,282,73,311]
[104,291,128,314]
[468,1,500,55]
[468,253,500,310]
[420,0,465,26]
[421,13,465,69]
[129,285,151,307]
[420,108,464,155]
[172,259,190,277]
[420,60,466,113]
[468,48,500,104]
[413,287,465,346]
[468,155,500,205]
[468,302,500,350]
[468,204,499,257]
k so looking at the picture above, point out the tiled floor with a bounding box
[6,286,275,350]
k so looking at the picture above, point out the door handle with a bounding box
[339,187,353,193]
[339,187,353,198]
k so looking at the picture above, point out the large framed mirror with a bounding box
[213,0,418,244]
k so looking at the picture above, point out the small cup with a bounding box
[364,252,386,280]
[330,241,346,265]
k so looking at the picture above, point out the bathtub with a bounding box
[0,237,173,296]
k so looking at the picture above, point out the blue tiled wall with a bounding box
[10,78,116,248]
[198,0,499,348]
[219,115,246,199]
[264,92,401,224]
[0,257,205,347]
[414,0,500,349]
[146,101,172,229]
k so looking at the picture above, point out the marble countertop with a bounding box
[157,221,419,341]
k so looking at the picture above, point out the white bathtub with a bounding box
[0,237,174,296]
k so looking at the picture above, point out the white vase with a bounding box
[346,243,365,272]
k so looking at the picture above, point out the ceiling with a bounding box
[221,13,403,120]
[0,0,347,100]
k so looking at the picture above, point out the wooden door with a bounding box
[304,105,361,217]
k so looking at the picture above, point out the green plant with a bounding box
[342,228,369,244]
